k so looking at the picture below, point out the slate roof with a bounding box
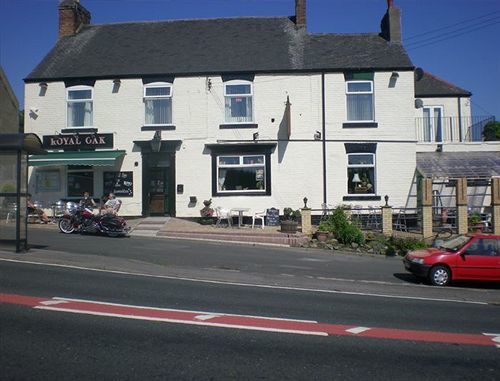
[417,152,500,178]
[26,17,413,81]
[415,71,471,98]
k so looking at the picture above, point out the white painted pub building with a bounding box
[24,0,499,217]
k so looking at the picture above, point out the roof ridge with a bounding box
[84,15,293,28]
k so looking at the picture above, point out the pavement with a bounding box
[14,216,310,247]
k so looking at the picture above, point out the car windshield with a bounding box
[440,235,471,251]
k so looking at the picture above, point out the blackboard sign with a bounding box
[266,208,280,226]
[103,172,133,197]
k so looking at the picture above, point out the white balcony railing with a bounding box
[415,116,495,143]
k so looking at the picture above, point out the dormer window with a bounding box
[144,82,173,126]
[224,80,253,123]
[67,86,93,128]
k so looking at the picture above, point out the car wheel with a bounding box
[429,265,451,286]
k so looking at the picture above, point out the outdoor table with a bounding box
[230,207,250,228]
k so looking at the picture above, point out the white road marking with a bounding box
[34,306,328,337]
[51,296,318,323]
[194,314,220,321]
[0,257,489,305]
[346,327,371,334]
[483,333,500,348]
[39,299,68,306]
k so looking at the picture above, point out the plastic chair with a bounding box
[5,203,17,223]
[252,211,266,229]
[215,207,232,228]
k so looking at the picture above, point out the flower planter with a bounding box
[280,220,298,234]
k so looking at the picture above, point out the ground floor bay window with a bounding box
[207,143,274,197]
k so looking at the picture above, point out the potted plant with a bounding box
[315,220,332,242]
[199,198,214,225]
[469,212,484,233]
[280,207,301,233]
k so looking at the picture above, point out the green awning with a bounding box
[29,150,125,167]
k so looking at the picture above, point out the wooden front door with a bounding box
[149,167,168,215]
[142,152,175,216]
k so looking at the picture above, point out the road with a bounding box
[1,229,500,379]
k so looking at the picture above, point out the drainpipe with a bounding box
[457,96,463,142]
[321,72,327,204]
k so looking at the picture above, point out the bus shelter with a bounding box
[0,133,45,252]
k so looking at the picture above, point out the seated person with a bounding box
[103,193,122,215]
[79,191,96,210]
[27,194,50,224]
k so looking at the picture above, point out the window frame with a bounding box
[223,79,254,124]
[66,85,93,128]
[216,154,266,194]
[347,152,376,196]
[345,80,375,122]
[422,105,444,143]
[143,81,173,127]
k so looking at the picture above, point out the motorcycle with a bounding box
[58,202,130,237]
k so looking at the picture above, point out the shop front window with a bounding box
[67,169,94,197]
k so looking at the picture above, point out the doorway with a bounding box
[142,152,175,216]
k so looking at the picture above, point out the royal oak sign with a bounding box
[42,133,114,150]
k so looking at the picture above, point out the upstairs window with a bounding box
[144,82,172,125]
[347,153,376,195]
[67,86,93,127]
[346,81,374,122]
[224,80,253,123]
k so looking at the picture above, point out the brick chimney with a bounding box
[58,0,91,38]
[295,0,306,28]
[380,0,402,43]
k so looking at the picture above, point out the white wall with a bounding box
[24,69,431,216]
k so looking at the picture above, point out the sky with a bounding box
[0,0,499,119]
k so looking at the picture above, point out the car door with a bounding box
[455,238,500,281]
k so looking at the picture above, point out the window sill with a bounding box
[342,122,378,128]
[343,195,381,201]
[141,125,176,131]
[61,127,98,133]
[219,123,258,129]
[216,191,268,197]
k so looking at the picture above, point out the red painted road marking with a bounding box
[0,292,497,348]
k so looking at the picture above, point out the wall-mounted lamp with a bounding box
[29,106,39,119]
[150,130,162,152]
[314,130,322,140]
[389,72,399,88]
[112,79,121,93]
[39,82,48,96]
[253,132,259,141]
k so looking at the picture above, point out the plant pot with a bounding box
[280,220,298,234]
[316,231,329,242]
[471,223,484,233]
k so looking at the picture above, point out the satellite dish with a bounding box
[415,98,424,109]
[415,68,424,81]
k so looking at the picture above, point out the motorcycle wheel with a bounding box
[58,217,75,234]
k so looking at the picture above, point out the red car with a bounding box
[404,234,500,286]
